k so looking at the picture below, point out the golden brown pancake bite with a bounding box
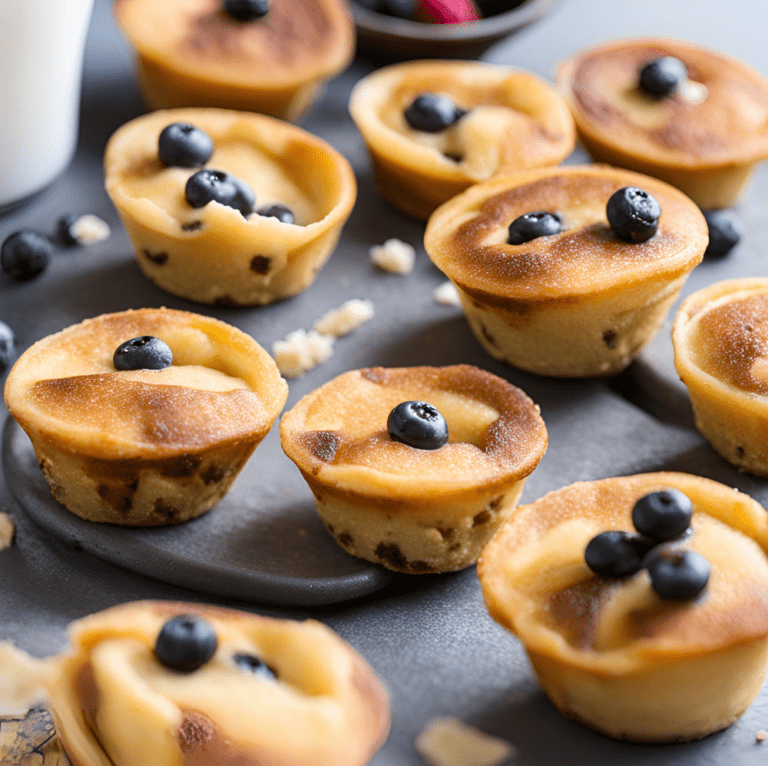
[478,472,768,743]
[348,60,575,220]
[279,365,547,574]
[4,308,287,525]
[47,601,390,766]
[424,164,707,377]
[558,38,768,208]
[673,278,768,476]
[105,108,356,307]
[113,0,355,121]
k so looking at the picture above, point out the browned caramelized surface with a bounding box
[5,309,286,458]
[426,165,707,301]
[567,38,768,165]
[280,365,547,495]
[688,292,768,395]
[479,473,768,662]
[114,0,353,88]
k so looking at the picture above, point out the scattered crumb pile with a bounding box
[433,281,461,307]
[757,730,767,742]
[370,238,416,274]
[416,717,517,766]
[273,299,374,378]
[0,513,15,550]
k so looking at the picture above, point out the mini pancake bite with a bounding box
[4,308,287,525]
[478,472,768,743]
[558,38,768,208]
[673,278,768,476]
[114,0,355,121]
[279,365,547,574]
[47,601,390,766]
[348,59,575,220]
[424,164,708,377]
[104,108,356,306]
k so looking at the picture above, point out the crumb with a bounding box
[433,281,461,307]
[272,330,334,379]
[370,238,416,274]
[757,730,767,742]
[0,513,15,550]
[59,214,111,246]
[416,717,517,766]
[314,299,374,337]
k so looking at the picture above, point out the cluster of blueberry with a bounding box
[585,489,710,600]
[155,614,276,679]
[162,122,296,224]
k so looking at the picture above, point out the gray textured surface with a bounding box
[2,0,768,764]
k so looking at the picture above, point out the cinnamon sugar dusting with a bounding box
[690,293,768,395]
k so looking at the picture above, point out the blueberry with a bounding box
[185,169,255,217]
[158,123,214,168]
[257,203,295,224]
[0,321,15,370]
[638,57,688,98]
[606,187,661,243]
[404,94,466,133]
[233,652,277,680]
[154,615,218,672]
[1,231,52,281]
[507,211,562,245]
[644,547,710,600]
[57,214,81,246]
[223,0,270,21]
[703,209,743,258]
[387,401,449,450]
[631,489,692,542]
[113,336,173,371]
[584,530,653,578]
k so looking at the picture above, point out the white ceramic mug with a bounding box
[0,0,95,208]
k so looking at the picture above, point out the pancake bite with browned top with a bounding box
[114,0,355,121]
[105,108,356,306]
[280,365,547,573]
[425,164,707,377]
[558,38,768,208]
[4,308,287,525]
[479,472,768,742]
[47,601,390,766]
[349,60,575,219]
[673,278,768,475]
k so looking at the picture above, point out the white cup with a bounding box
[0,0,95,208]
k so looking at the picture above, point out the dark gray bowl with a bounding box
[352,0,561,59]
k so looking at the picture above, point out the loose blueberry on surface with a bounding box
[507,211,562,245]
[606,187,661,243]
[57,214,81,246]
[387,401,449,450]
[223,0,270,21]
[258,203,295,224]
[155,615,218,672]
[703,209,743,258]
[158,123,214,168]
[644,547,710,600]
[233,652,277,680]
[584,530,652,578]
[638,57,688,98]
[1,231,53,281]
[404,93,466,133]
[113,336,173,371]
[185,169,255,217]
[0,321,15,370]
[632,489,692,542]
